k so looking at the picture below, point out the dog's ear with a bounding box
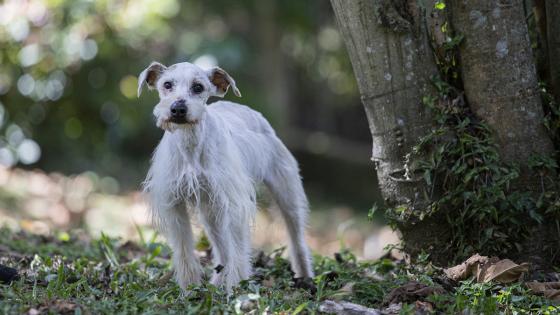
[138,62,167,97]
[207,67,242,98]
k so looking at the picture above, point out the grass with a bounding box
[0,227,558,314]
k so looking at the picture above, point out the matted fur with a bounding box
[139,61,314,290]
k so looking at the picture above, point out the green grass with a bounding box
[0,228,558,314]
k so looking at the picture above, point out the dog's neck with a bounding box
[167,113,216,158]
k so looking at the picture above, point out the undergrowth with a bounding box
[0,228,558,314]
[385,78,560,261]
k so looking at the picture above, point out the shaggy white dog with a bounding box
[137,61,314,290]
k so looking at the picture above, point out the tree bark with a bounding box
[448,0,556,269]
[330,0,438,208]
[546,1,560,103]
[331,0,456,263]
[449,0,554,182]
[332,0,558,267]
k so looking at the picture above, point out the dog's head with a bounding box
[137,61,241,131]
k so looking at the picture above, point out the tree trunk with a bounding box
[330,0,438,208]
[449,0,554,184]
[332,0,559,267]
[546,1,560,103]
[445,0,556,268]
[331,0,455,262]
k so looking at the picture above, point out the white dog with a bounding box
[137,61,314,290]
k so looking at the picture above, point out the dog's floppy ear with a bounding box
[138,62,167,97]
[207,67,241,98]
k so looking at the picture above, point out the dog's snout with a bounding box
[170,100,188,121]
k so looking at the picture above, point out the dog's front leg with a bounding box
[159,204,202,290]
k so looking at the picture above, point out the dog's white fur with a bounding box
[138,61,314,290]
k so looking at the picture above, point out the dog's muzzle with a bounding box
[170,100,188,124]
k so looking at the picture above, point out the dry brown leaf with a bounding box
[415,300,434,314]
[444,254,529,284]
[339,282,355,294]
[383,281,445,306]
[526,282,560,302]
[443,253,492,281]
[482,259,529,283]
[329,282,355,300]
[157,271,173,286]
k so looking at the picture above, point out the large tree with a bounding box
[331,0,559,267]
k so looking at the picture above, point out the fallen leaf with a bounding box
[330,282,355,300]
[482,259,529,283]
[443,253,493,281]
[50,300,78,314]
[383,281,445,306]
[119,240,145,261]
[526,282,560,302]
[0,264,19,283]
[339,282,355,294]
[444,254,529,284]
[157,271,173,286]
[415,300,434,314]
[319,300,381,315]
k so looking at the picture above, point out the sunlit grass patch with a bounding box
[0,228,558,314]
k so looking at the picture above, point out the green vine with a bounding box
[387,78,560,260]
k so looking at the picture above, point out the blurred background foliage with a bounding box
[0,0,380,208]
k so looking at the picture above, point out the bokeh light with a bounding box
[0,0,385,262]
[17,139,41,164]
[64,118,83,139]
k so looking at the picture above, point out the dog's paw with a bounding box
[209,266,244,291]
[209,271,225,287]
[174,268,203,291]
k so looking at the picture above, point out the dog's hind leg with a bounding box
[230,217,253,280]
[199,207,249,290]
[158,203,202,290]
[265,146,314,278]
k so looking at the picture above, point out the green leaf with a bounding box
[435,1,446,10]
[57,231,70,242]
[368,204,379,221]
[292,302,309,315]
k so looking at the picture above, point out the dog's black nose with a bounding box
[170,100,187,121]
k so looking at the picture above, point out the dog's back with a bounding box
[208,100,275,136]
[207,101,282,181]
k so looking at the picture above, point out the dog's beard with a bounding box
[157,118,199,132]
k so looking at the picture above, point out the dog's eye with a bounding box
[163,81,173,90]
[191,83,204,94]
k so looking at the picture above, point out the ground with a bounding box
[0,228,558,314]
